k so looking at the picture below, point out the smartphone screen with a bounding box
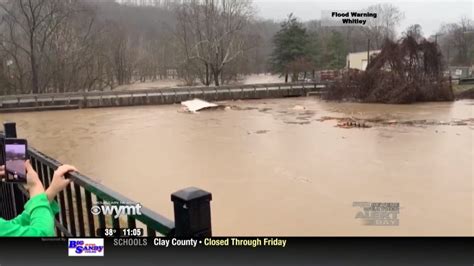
[4,139,27,183]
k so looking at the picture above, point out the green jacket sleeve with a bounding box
[0,193,60,237]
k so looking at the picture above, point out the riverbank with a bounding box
[454,84,474,99]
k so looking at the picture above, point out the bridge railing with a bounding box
[0,122,212,237]
[0,81,325,102]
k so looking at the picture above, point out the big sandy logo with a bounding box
[68,238,105,257]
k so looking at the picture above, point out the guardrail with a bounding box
[0,82,327,112]
[0,122,212,237]
[0,82,324,100]
[459,78,474,85]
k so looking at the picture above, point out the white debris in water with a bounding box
[181,98,219,113]
[292,105,306,110]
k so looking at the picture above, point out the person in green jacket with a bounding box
[0,161,77,237]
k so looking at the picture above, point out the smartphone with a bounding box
[4,138,27,183]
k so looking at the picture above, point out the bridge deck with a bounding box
[0,82,327,113]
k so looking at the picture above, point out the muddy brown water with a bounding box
[1,98,472,236]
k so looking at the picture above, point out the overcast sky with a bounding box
[253,0,473,37]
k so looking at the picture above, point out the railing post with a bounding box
[171,187,212,237]
[4,122,17,138]
[0,131,9,219]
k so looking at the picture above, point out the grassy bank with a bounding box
[453,84,474,99]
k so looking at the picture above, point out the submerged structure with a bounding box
[325,36,454,104]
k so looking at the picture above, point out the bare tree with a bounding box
[363,3,404,49]
[175,0,255,86]
[0,0,81,93]
[0,0,103,94]
[436,18,474,67]
[0,0,281,94]
[403,24,424,43]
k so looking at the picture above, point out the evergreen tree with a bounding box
[270,14,312,82]
[324,31,348,69]
[307,32,322,75]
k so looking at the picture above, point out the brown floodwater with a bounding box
[1,98,472,236]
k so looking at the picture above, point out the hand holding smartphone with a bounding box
[3,138,28,183]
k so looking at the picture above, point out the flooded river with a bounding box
[1,98,472,236]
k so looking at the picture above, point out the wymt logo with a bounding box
[68,238,105,257]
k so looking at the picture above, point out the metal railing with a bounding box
[0,122,212,237]
[28,147,176,237]
[0,82,327,106]
[0,81,325,100]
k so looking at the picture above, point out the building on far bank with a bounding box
[447,66,472,79]
[346,50,381,71]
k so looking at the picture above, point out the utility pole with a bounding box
[367,39,371,69]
